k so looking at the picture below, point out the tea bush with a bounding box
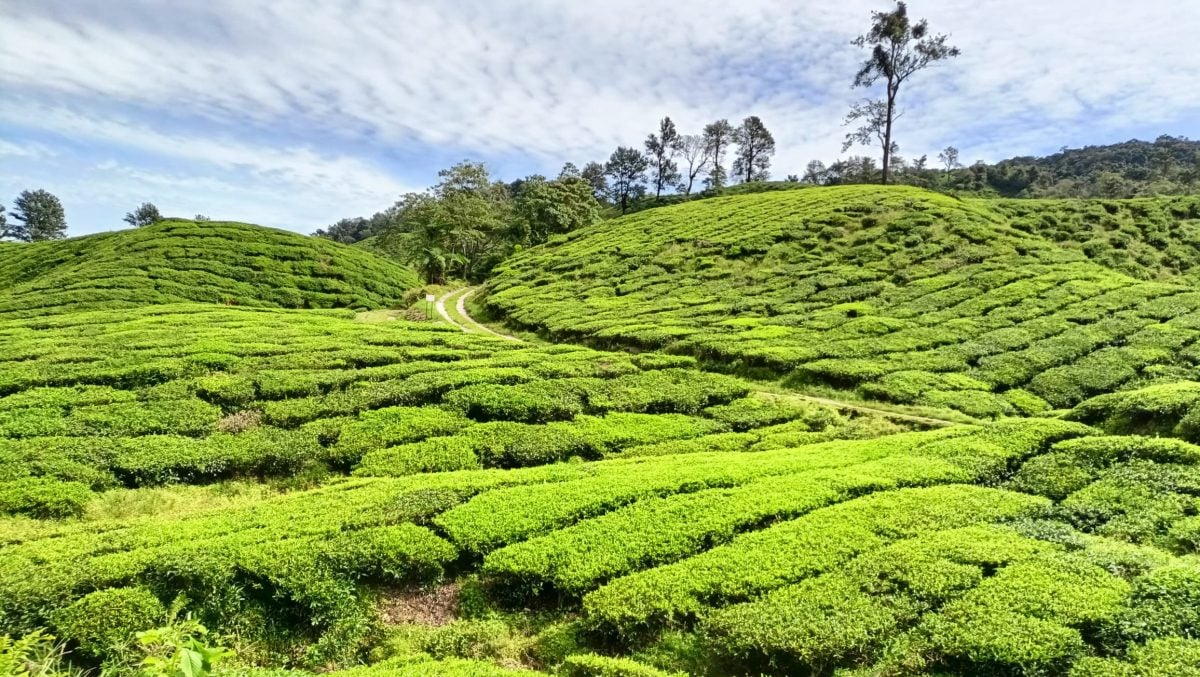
[52,587,166,657]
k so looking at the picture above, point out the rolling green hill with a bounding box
[0,219,419,318]
[484,186,1200,417]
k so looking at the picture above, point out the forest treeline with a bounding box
[814,135,1200,199]
[317,135,1200,283]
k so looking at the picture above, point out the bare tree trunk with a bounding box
[882,90,895,185]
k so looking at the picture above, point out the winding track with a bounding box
[438,286,961,427]
[434,287,520,341]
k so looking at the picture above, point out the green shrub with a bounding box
[53,587,166,658]
[1169,516,1200,553]
[584,484,1050,634]
[1002,388,1052,416]
[443,381,585,423]
[1070,637,1200,676]
[331,406,470,465]
[67,398,222,437]
[701,396,836,432]
[703,573,910,669]
[353,437,480,476]
[0,478,92,519]
[561,653,683,677]
[324,524,458,583]
[922,555,1129,674]
[1107,564,1200,643]
[1007,452,1099,500]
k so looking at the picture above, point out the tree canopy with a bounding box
[5,189,67,242]
[604,147,649,214]
[702,119,735,190]
[123,202,163,228]
[645,117,681,199]
[732,116,775,183]
[845,1,960,184]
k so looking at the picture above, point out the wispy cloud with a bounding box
[0,1,1197,233]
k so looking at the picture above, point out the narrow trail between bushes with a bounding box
[446,287,963,427]
[755,391,961,428]
[433,290,466,332]
[436,287,521,341]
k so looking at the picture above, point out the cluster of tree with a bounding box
[828,3,1197,199]
[581,115,777,213]
[316,114,779,280]
[801,136,1200,199]
[0,189,67,242]
[0,193,215,243]
[121,203,208,226]
[356,161,600,283]
[312,214,391,244]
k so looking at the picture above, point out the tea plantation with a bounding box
[1,202,1200,676]
[0,219,419,318]
[485,186,1200,418]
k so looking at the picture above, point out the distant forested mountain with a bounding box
[961,135,1200,198]
[802,136,1200,199]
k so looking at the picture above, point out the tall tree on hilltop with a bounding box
[702,119,735,190]
[7,189,67,241]
[124,202,163,228]
[0,205,6,238]
[604,147,649,214]
[675,134,710,195]
[846,1,959,185]
[644,117,681,199]
[580,161,609,203]
[732,116,776,183]
[938,145,961,171]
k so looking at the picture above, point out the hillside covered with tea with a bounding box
[0,219,419,318]
[485,186,1200,418]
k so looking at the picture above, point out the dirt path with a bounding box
[454,287,521,341]
[433,290,467,332]
[755,391,961,428]
[445,288,963,427]
[435,287,521,341]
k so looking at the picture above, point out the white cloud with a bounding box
[0,0,1197,232]
[0,139,57,160]
[0,104,412,203]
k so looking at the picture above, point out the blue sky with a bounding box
[1,0,1198,236]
